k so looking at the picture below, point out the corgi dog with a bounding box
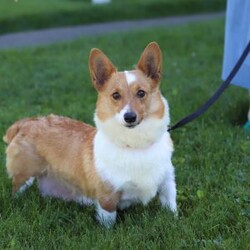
[3,42,177,228]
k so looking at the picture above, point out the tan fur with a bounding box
[92,49,165,124]
[94,72,150,121]
[4,115,120,210]
[3,41,164,214]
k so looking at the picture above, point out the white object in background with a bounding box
[92,0,111,4]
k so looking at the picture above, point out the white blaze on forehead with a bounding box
[115,104,131,124]
[124,71,137,85]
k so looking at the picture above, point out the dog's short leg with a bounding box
[95,193,120,228]
[158,174,177,215]
[15,176,35,196]
[95,202,117,228]
[75,196,94,206]
[12,175,35,194]
[6,140,46,195]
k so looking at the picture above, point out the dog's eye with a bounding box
[136,90,146,98]
[112,92,121,100]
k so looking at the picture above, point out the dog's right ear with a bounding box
[89,48,117,91]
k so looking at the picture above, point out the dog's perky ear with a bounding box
[137,42,162,86]
[89,48,117,91]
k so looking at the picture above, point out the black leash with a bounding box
[168,40,250,132]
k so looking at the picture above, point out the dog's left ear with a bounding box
[89,48,117,91]
[137,42,162,87]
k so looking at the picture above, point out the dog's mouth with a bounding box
[125,122,140,129]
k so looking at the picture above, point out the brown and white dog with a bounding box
[3,42,177,228]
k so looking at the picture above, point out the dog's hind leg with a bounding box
[14,176,35,196]
[5,138,46,195]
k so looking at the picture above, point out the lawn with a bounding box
[0,0,226,34]
[0,19,249,249]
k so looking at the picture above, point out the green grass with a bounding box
[0,19,249,249]
[0,0,226,34]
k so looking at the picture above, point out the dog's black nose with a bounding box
[124,112,137,124]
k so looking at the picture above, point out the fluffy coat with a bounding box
[3,42,177,227]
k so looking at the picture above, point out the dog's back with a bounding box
[4,115,104,197]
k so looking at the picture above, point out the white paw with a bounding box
[15,177,35,196]
[162,201,178,217]
[160,196,178,215]
[75,196,94,206]
[96,202,117,229]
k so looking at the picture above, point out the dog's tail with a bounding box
[3,118,31,144]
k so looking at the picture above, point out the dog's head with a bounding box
[89,42,170,148]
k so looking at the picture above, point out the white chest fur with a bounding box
[93,131,174,205]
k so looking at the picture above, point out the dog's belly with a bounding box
[38,175,94,205]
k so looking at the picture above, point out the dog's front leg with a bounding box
[95,193,120,228]
[95,202,117,228]
[158,170,177,215]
